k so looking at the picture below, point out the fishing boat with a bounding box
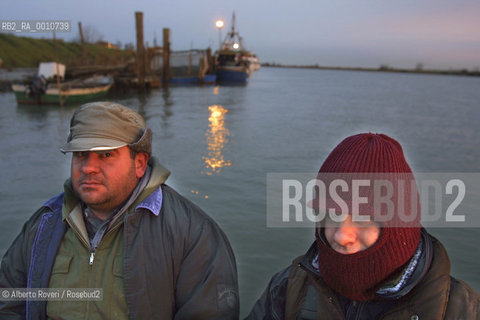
[215,13,259,83]
[12,62,113,105]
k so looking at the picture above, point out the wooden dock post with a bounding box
[78,22,87,65]
[52,31,63,106]
[162,28,170,88]
[206,47,213,74]
[135,11,145,91]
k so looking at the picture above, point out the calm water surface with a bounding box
[1,67,479,316]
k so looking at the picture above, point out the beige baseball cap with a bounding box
[61,101,151,154]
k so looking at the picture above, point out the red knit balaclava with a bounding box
[313,133,421,301]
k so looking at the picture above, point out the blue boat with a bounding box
[216,65,248,83]
[215,13,259,84]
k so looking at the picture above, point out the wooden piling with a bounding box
[52,31,63,106]
[162,28,170,87]
[206,47,213,73]
[78,22,87,65]
[135,11,145,91]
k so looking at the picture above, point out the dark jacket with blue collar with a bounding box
[0,161,239,319]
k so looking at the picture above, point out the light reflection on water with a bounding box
[202,104,232,175]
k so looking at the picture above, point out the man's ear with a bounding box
[134,152,149,178]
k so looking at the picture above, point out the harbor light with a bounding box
[215,20,224,29]
[233,43,240,50]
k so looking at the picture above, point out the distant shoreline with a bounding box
[261,63,480,77]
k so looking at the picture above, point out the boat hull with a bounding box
[202,74,217,84]
[162,74,216,86]
[12,83,112,105]
[216,67,248,83]
[169,77,199,85]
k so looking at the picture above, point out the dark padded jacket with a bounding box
[247,232,480,319]
[0,161,239,319]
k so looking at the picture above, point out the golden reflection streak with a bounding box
[202,105,231,175]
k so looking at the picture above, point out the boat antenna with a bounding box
[231,11,236,34]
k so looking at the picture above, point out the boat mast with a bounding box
[223,12,244,51]
[230,12,236,35]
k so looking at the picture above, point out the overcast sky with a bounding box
[2,0,480,70]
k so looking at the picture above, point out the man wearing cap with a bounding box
[247,133,479,319]
[0,102,239,319]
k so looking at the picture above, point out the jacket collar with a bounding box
[376,229,433,299]
[383,235,451,318]
[129,158,170,215]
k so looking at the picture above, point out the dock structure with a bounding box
[1,11,217,93]
[77,11,216,91]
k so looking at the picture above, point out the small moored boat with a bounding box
[12,62,113,105]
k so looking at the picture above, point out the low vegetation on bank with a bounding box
[0,34,132,69]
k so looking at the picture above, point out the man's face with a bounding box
[71,146,147,216]
[324,214,380,254]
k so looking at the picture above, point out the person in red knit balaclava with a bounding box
[247,133,479,320]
